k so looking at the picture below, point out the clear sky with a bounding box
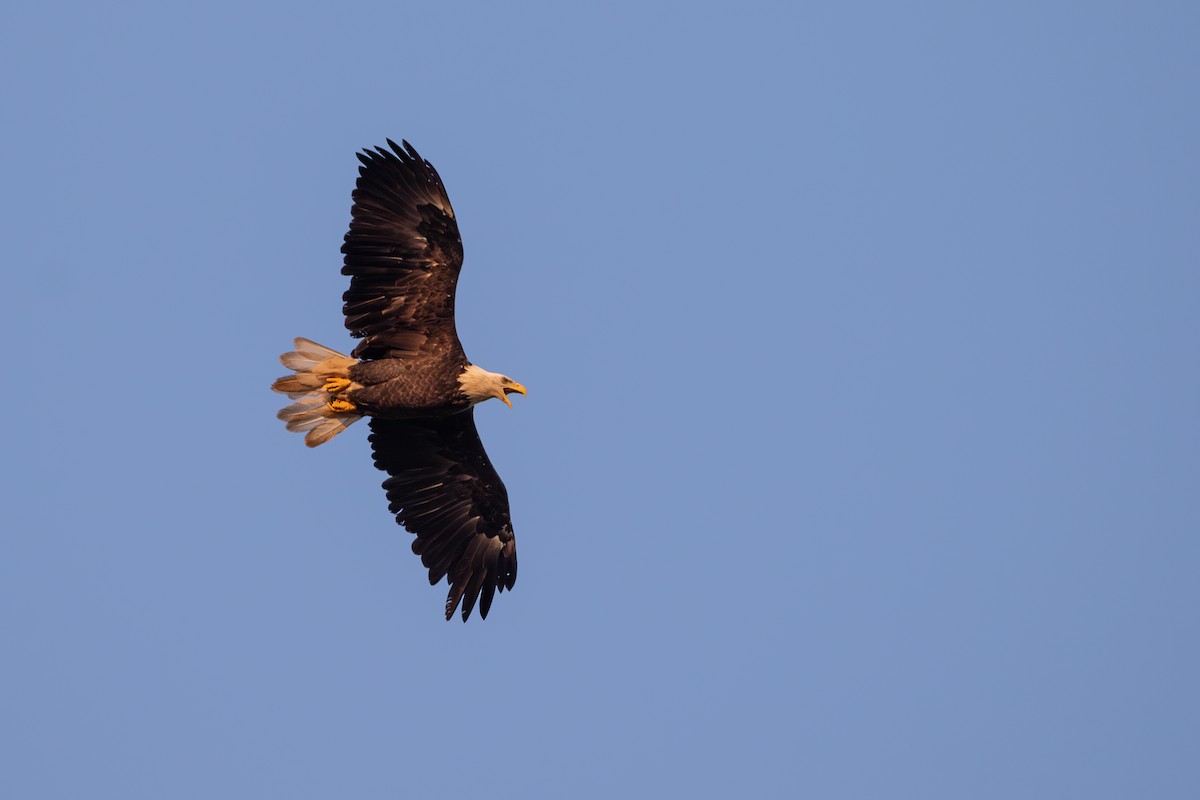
[3,1,1198,797]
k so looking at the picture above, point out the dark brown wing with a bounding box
[341,140,465,361]
[369,411,518,621]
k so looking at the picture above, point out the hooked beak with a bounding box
[499,382,527,408]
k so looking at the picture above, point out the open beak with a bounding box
[499,383,527,408]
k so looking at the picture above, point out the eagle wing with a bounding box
[369,412,518,621]
[341,139,465,361]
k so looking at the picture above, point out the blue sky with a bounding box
[3,1,1198,797]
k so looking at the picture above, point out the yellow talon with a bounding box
[323,377,352,394]
[327,398,356,413]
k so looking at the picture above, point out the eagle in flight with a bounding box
[272,140,525,621]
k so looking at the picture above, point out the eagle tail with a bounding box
[271,338,363,447]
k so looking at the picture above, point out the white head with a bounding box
[457,364,528,408]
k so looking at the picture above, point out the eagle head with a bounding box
[458,364,527,408]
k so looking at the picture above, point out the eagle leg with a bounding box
[323,377,352,394]
[327,398,356,413]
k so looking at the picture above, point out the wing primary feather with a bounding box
[478,549,500,619]
[454,537,490,622]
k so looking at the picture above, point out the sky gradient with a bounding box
[3,2,1198,797]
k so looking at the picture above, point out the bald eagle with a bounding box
[271,140,525,621]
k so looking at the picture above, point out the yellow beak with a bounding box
[499,382,527,408]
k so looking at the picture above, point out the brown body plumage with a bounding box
[272,140,526,621]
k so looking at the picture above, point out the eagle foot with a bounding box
[323,377,352,394]
[327,398,356,413]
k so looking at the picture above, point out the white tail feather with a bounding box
[272,338,363,447]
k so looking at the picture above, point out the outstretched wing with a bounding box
[341,140,465,362]
[368,411,518,621]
